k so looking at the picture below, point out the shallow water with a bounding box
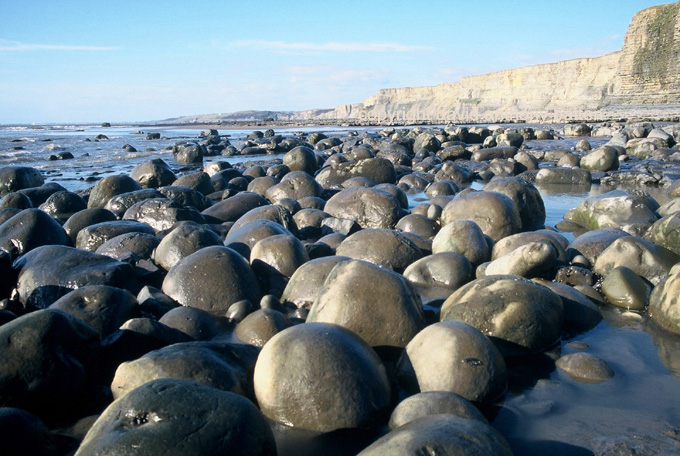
[2,123,680,455]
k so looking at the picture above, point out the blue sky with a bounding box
[0,0,667,124]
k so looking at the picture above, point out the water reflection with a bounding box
[646,319,680,380]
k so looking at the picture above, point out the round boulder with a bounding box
[264,170,323,203]
[280,256,351,309]
[0,166,44,196]
[441,191,521,242]
[388,391,487,430]
[87,175,142,208]
[253,322,391,432]
[440,275,564,356]
[0,407,59,456]
[131,158,177,188]
[431,219,491,266]
[324,187,404,229]
[158,306,220,341]
[282,146,319,175]
[154,223,223,271]
[307,259,425,348]
[397,321,507,403]
[402,252,472,298]
[647,212,680,256]
[483,177,546,231]
[556,352,615,384]
[76,378,276,456]
[0,208,71,259]
[38,191,87,222]
[95,231,160,260]
[649,270,680,334]
[335,228,422,272]
[234,308,294,347]
[579,145,619,172]
[162,246,261,317]
[123,198,205,232]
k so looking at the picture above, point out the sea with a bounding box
[1,122,680,454]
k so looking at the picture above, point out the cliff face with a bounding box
[322,2,680,121]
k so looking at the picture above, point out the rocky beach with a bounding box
[0,119,680,455]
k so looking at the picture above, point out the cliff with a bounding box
[321,1,680,122]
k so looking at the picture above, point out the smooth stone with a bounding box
[483,241,557,279]
[483,176,546,231]
[76,220,155,252]
[395,214,439,240]
[283,146,319,175]
[0,309,100,421]
[62,208,117,244]
[280,256,351,309]
[250,234,310,283]
[95,231,160,260]
[201,191,269,223]
[18,182,67,206]
[397,321,507,403]
[647,212,680,256]
[593,236,680,286]
[316,157,397,188]
[535,168,592,185]
[111,341,259,400]
[335,228,422,272]
[265,170,323,203]
[131,158,177,188]
[0,407,59,456]
[492,230,569,262]
[234,308,294,347]
[431,219,491,266]
[162,246,261,317]
[294,208,330,239]
[601,266,651,311]
[157,185,212,211]
[158,306,220,341]
[649,270,680,334]
[122,198,205,232]
[357,415,512,456]
[103,188,164,218]
[153,223,222,271]
[580,145,620,172]
[0,208,71,259]
[49,285,138,338]
[324,187,404,229]
[172,143,204,164]
[38,191,87,221]
[567,228,630,266]
[224,219,294,258]
[441,275,564,356]
[441,190,521,242]
[556,352,615,383]
[533,279,602,334]
[0,166,44,195]
[230,204,298,236]
[13,245,136,309]
[253,322,391,432]
[76,378,276,456]
[402,252,472,297]
[87,175,142,208]
[388,391,487,430]
[0,192,33,209]
[307,259,425,348]
[564,190,658,236]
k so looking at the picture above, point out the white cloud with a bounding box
[231,40,429,53]
[0,40,119,51]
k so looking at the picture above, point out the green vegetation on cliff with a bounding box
[632,2,679,85]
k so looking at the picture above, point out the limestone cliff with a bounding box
[321,1,680,122]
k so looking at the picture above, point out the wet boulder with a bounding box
[556,352,615,384]
[158,306,220,341]
[431,219,491,267]
[49,285,138,338]
[402,252,473,298]
[19,182,67,206]
[579,145,620,172]
[324,187,404,229]
[647,212,680,256]
[123,198,205,232]
[131,159,177,188]
[388,391,487,430]
[564,190,658,236]
[264,170,323,203]
[483,177,546,231]
[0,407,60,456]
[224,219,294,258]
[282,146,319,175]
[534,279,602,334]
[0,192,33,210]
[593,236,680,286]
[0,166,44,196]
[153,223,222,271]
[0,309,100,420]
[600,266,651,311]
[162,246,261,317]
[535,168,592,186]
[253,322,391,432]
[173,143,204,164]
[230,204,297,235]
[395,214,439,240]
[335,228,422,272]
[567,228,630,266]
[13,245,136,309]
[483,241,557,279]
[234,308,294,347]
[173,171,214,195]
[76,220,155,251]
[62,207,117,245]
[493,230,569,263]
[307,259,425,348]
[38,191,87,222]
[157,185,212,211]
[87,175,143,208]
[104,188,164,218]
[111,341,259,400]
[0,208,70,259]
[316,157,397,188]
[201,191,268,223]
[397,321,507,403]
[649,270,680,334]
[441,191,521,242]
[250,234,309,292]
[280,256,351,309]
[441,275,564,356]
[95,231,160,260]
[357,415,512,456]
[76,378,276,456]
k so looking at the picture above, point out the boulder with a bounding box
[0,166,44,196]
[567,228,630,266]
[600,266,651,311]
[38,191,87,222]
[335,228,422,272]
[253,322,391,432]
[357,415,512,456]
[158,306,220,341]
[13,245,136,309]
[440,275,564,356]
[316,157,397,188]
[201,192,269,223]
[441,191,521,242]
[123,198,205,232]
[282,146,319,175]
[483,177,546,231]
[76,220,155,252]
[280,256,351,309]
[307,259,425,348]
[431,219,491,267]
[173,143,203,164]
[649,270,680,334]
[324,187,404,229]
[564,190,658,236]
[535,168,592,186]
[556,353,615,384]
[104,189,164,218]
[388,391,487,430]
[131,159,177,188]
[224,219,294,258]
[579,145,620,172]
[0,407,60,456]
[264,170,323,203]
[647,212,680,256]
[0,208,70,259]
[534,279,602,335]
[162,246,261,317]
[76,378,276,456]
[397,321,507,403]
[111,341,259,400]
[95,231,160,260]
[483,241,557,279]
[62,208,117,245]
[153,223,222,271]
[234,308,294,347]
[87,175,142,208]
[402,252,472,298]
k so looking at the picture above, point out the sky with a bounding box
[0,0,668,124]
